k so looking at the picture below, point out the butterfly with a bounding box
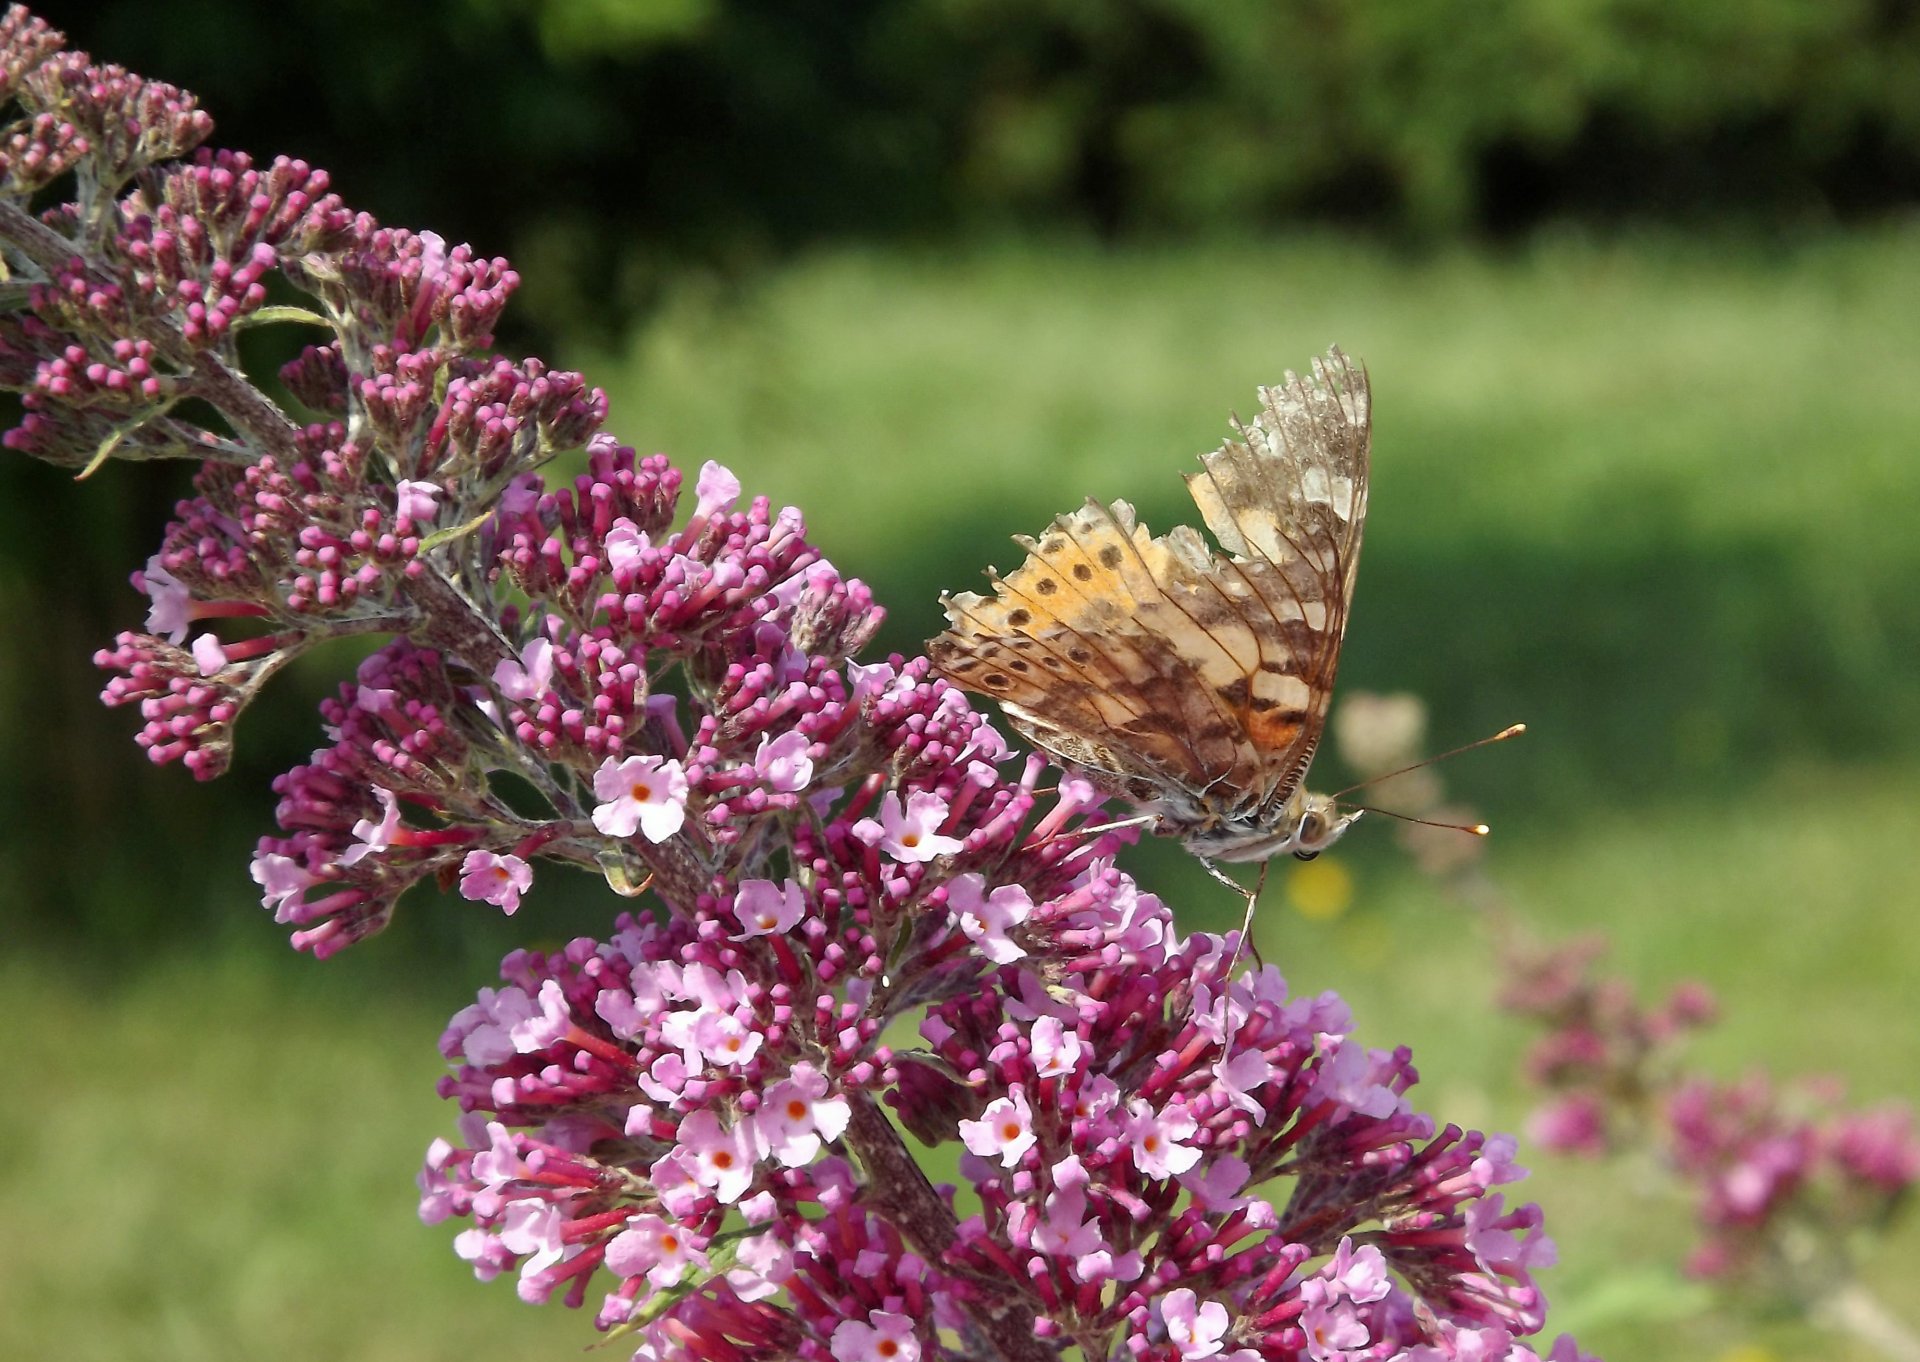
[928,346,1371,870]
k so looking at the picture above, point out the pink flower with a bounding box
[1030,1015,1082,1078]
[137,554,191,643]
[250,851,321,918]
[1161,1288,1230,1360]
[692,460,741,519]
[726,1230,795,1301]
[1311,1038,1399,1119]
[733,877,806,937]
[947,872,1032,962]
[591,754,689,841]
[491,637,554,701]
[1324,1237,1392,1304]
[1301,1292,1369,1359]
[752,729,814,793]
[687,1009,763,1068]
[758,1063,851,1167]
[458,850,532,914]
[603,517,650,572]
[960,1085,1035,1167]
[851,791,963,864]
[1032,1177,1104,1270]
[1124,1098,1202,1178]
[603,1213,708,1289]
[1180,1154,1253,1214]
[342,787,404,865]
[672,1108,758,1204]
[830,1309,921,1362]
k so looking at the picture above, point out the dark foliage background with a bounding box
[26,0,1920,341]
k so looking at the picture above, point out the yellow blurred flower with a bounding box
[1286,856,1354,921]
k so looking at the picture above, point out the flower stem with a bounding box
[843,1090,1057,1362]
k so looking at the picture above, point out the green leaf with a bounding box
[239,304,330,330]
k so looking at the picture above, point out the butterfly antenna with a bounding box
[1339,804,1490,836]
[1329,723,1526,800]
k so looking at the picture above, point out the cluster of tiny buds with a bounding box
[0,11,1593,1360]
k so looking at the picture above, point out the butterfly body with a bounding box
[929,347,1370,867]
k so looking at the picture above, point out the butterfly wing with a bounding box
[929,347,1371,824]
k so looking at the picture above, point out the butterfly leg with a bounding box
[1203,857,1270,983]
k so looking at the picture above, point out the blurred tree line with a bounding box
[7,0,1919,954]
[29,0,1920,342]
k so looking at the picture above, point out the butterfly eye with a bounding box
[1299,813,1324,842]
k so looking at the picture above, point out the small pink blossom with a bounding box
[687,1009,763,1068]
[733,877,806,937]
[1301,1293,1369,1359]
[591,754,689,841]
[1161,1288,1230,1360]
[752,729,814,793]
[830,1309,921,1362]
[1324,1237,1392,1304]
[672,1108,758,1204]
[1311,1038,1399,1119]
[851,790,963,864]
[491,637,554,701]
[960,1085,1035,1167]
[603,1213,708,1289]
[1030,1015,1083,1077]
[137,554,191,643]
[342,787,404,865]
[727,1230,795,1301]
[1032,1179,1104,1271]
[603,517,650,573]
[692,460,742,519]
[758,1063,851,1167]
[1180,1153,1253,1213]
[250,850,320,918]
[1125,1098,1202,1178]
[458,850,532,914]
[947,872,1033,962]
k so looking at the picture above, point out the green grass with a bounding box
[11,231,1920,1360]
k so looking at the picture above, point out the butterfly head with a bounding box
[1178,788,1362,864]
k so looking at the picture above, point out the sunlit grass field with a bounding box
[7,231,1918,1361]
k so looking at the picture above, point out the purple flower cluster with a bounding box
[1668,1075,1920,1281]
[0,10,1590,1362]
[1500,935,1717,1159]
[1503,937,1918,1290]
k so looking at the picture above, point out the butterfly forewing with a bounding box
[930,347,1371,842]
